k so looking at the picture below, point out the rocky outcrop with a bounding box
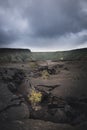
[0,81,29,121]
[0,48,31,63]
[0,68,30,121]
[0,67,87,129]
[0,119,73,130]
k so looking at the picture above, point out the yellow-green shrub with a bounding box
[41,70,50,79]
[29,62,38,69]
[60,57,63,60]
[28,90,42,104]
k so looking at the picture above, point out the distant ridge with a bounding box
[0,48,31,53]
[56,48,87,53]
[0,48,87,62]
[32,48,87,61]
[0,48,31,63]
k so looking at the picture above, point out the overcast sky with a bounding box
[0,0,87,51]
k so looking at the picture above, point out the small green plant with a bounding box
[41,70,50,79]
[29,62,38,69]
[28,90,42,104]
[60,57,63,60]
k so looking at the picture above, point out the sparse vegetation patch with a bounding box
[28,90,42,108]
[41,70,50,79]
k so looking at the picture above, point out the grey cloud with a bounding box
[27,0,87,37]
[0,0,87,50]
[0,28,19,45]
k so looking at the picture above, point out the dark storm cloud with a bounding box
[26,0,87,37]
[0,0,87,50]
[0,29,18,44]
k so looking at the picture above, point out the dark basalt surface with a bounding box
[0,59,87,130]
